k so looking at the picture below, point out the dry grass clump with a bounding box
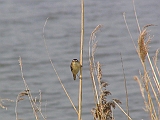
[134,25,160,120]
[91,78,121,120]
[89,25,121,120]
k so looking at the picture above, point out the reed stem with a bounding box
[78,0,84,120]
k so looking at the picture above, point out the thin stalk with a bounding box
[120,53,130,120]
[43,18,78,115]
[78,0,84,120]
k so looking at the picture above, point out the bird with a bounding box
[70,59,80,80]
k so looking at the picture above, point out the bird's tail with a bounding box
[73,74,76,80]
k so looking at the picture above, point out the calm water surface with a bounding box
[0,0,159,120]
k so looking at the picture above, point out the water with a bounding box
[0,0,159,120]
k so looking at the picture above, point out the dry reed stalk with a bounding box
[97,62,103,93]
[137,25,160,120]
[113,100,132,120]
[89,25,102,105]
[120,53,130,120]
[78,0,84,120]
[16,57,46,120]
[153,49,160,77]
[124,1,159,119]
[42,18,78,115]
[89,25,121,120]
[153,49,160,91]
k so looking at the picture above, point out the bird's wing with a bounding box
[70,63,73,71]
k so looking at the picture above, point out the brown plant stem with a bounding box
[78,0,84,120]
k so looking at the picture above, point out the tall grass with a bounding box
[89,25,122,120]
[134,25,160,120]
[124,1,160,119]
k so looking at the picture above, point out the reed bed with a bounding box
[134,25,160,120]
[0,0,159,120]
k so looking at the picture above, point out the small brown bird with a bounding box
[70,59,80,80]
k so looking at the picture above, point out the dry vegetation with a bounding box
[89,25,122,120]
[134,25,160,120]
[0,0,159,120]
[88,22,159,120]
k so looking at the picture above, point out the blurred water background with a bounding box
[0,0,159,120]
